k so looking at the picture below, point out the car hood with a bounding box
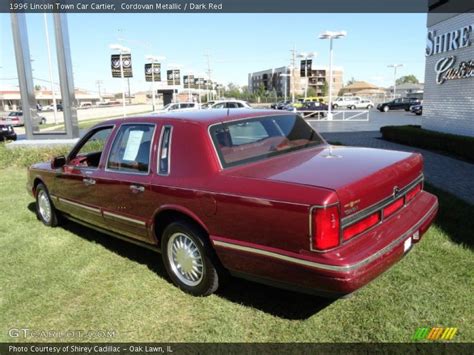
[225,145,423,217]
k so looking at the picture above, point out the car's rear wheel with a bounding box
[349,105,356,110]
[35,183,60,227]
[332,104,338,109]
[40,118,46,125]
[162,220,219,296]
[383,106,389,112]
[367,105,373,109]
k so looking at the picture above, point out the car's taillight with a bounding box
[406,183,422,203]
[343,212,380,241]
[313,205,340,250]
[383,197,404,218]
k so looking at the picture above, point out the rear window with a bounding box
[210,114,325,168]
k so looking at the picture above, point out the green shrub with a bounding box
[380,125,474,163]
[0,143,71,169]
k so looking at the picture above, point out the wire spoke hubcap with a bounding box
[38,191,52,223]
[167,232,204,287]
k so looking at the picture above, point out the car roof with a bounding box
[103,109,292,127]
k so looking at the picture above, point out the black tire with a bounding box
[161,220,220,296]
[349,105,356,110]
[383,106,389,112]
[367,105,373,109]
[35,183,60,227]
[332,104,338,109]
[40,118,46,125]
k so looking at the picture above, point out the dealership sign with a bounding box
[426,25,474,84]
[111,54,133,78]
[145,63,161,82]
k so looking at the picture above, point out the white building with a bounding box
[422,7,474,137]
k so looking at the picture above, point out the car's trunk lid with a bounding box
[226,145,423,217]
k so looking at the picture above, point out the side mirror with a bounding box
[51,155,66,169]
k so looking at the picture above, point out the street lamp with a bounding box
[319,30,346,120]
[110,43,130,117]
[297,52,316,100]
[388,64,403,99]
[280,72,291,102]
[146,55,165,112]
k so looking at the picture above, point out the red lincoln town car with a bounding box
[27,109,438,297]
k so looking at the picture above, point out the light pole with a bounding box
[319,30,346,120]
[43,14,58,124]
[297,52,316,100]
[146,55,165,112]
[280,73,291,102]
[110,43,130,117]
[388,64,403,99]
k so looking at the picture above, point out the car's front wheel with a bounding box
[383,106,389,112]
[367,105,373,109]
[162,220,220,296]
[35,183,60,227]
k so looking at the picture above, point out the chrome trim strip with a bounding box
[58,198,101,214]
[104,123,157,176]
[341,174,424,227]
[215,200,438,272]
[103,211,146,226]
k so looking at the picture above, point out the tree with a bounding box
[396,75,419,85]
[321,82,329,97]
[34,85,42,91]
[306,87,317,97]
[346,77,356,86]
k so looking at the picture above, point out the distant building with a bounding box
[388,82,424,99]
[339,81,386,96]
[0,89,100,111]
[248,65,343,99]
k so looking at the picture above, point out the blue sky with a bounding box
[1,13,427,94]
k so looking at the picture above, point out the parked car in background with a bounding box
[155,102,200,113]
[1,111,46,126]
[353,99,374,109]
[80,102,93,109]
[271,100,291,110]
[332,96,362,109]
[0,123,17,141]
[410,104,423,116]
[43,103,63,111]
[28,109,438,297]
[206,100,251,109]
[377,98,422,112]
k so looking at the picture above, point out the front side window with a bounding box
[210,115,325,168]
[68,126,113,168]
[107,124,155,173]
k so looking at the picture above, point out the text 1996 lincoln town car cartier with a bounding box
[27,109,438,297]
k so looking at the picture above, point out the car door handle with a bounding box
[130,184,145,193]
[82,177,96,186]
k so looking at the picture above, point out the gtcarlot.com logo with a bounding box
[412,327,458,341]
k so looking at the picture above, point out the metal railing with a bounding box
[300,109,370,121]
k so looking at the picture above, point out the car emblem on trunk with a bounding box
[344,199,360,214]
[393,186,401,197]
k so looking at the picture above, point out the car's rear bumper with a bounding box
[212,191,438,297]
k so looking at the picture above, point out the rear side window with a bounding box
[107,124,155,173]
[158,125,173,175]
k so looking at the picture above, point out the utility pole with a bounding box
[290,45,296,102]
[95,80,103,101]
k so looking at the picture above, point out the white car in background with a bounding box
[206,100,251,109]
[352,99,375,109]
[332,96,363,109]
[155,102,200,113]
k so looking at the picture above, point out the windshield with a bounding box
[210,114,325,168]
